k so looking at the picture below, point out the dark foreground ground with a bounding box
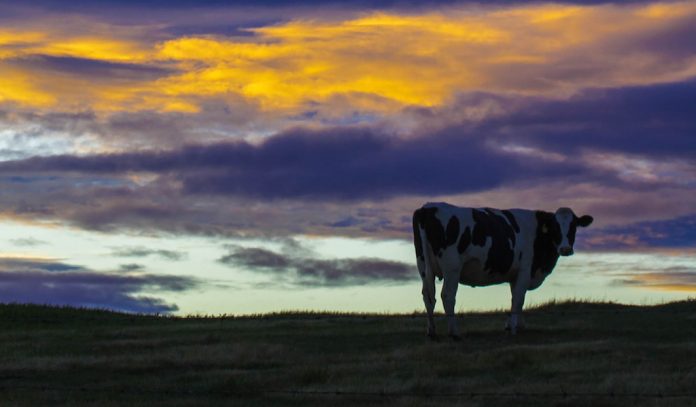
[0,301,695,406]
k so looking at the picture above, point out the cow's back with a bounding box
[414,203,537,287]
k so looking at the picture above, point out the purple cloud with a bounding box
[219,245,414,286]
[120,263,146,272]
[580,213,696,251]
[111,247,187,261]
[7,55,175,81]
[3,0,654,18]
[485,79,696,159]
[0,80,694,245]
[3,79,694,199]
[0,124,587,200]
[0,258,198,313]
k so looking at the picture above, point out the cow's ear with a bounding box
[577,215,593,227]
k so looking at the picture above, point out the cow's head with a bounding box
[548,208,593,256]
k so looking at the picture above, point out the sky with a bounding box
[0,0,695,315]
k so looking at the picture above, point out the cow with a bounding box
[412,202,593,339]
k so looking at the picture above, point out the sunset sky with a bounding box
[0,0,695,314]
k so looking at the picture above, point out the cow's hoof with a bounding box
[427,333,439,341]
[449,334,462,342]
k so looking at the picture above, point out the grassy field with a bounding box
[0,301,695,406]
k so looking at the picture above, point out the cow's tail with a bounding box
[413,209,436,310]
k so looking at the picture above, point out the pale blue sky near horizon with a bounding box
[2,219,693,315]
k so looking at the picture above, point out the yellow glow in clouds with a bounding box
[0,1,695,115]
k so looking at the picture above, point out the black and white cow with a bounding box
[412,202,593,338]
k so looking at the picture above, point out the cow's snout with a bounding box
[559,247,574,256]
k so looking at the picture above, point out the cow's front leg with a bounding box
[507,281,528,335]
[441,268,461,340]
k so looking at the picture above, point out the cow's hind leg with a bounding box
[441,267,461,340]
[418,258,437,339]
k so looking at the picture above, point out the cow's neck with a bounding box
[533,211,560,277]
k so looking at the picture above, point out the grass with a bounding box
[0,301,695,406]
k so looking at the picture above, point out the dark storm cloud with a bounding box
[0,125,586,200]
[0,258,197,313]
[219,245,414,286]
[111,247,187,261]
[179,127,542,200]
[484,79,696,159]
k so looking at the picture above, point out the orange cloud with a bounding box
[620,270,696,293]
[0,67,55,107]
[0,1,695,116]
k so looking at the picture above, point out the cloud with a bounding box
[120,263,146,272]
[0,103,263,159]
[0,124,590,201]
[486,79,696,159]
[0,257,85,272]
[0,257,197,313]
[2,1,696,117]
[8,237,47,247]
[0,78,695,243]
[7,55,175,81]
[581,214,696,251]
[111,247,187,261]
[144,1,696,115]
[2,0,657,10]
[3,77,694,195]
[219,245,415,286]
[328,216,363,228]
[2,1,695,176]
[612,267,696,292]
